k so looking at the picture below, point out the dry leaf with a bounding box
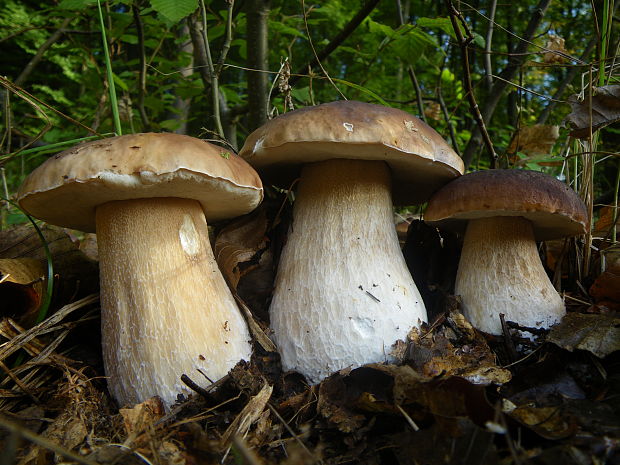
[220,382,273,448]
[566,85,620,138]
[214,208,269,291]
[507,124,560,156]
[423,101,442,121]
[119,396,166,437]
[0,258,46,327]
[404,311,512,385]
[547,312,620,358]
[543,35,568,63]
[589,267,620,303]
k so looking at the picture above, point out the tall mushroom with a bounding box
[239,100,463,383]
[425,169,588,335]
[17,133,263,407]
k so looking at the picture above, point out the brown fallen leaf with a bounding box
[119,396,166,437]
[403,311,512,385]
[507,124,560,156]
[566,85,620,138]
[0,258,46,327]
[589,266,620,303]
[543,34,568,64]
[547,312,620,358]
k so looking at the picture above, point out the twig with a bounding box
[199,0,225,138]
[484,0,498,90]
[215,0,235,77]
[290,0,380,88]
[446,0,497,167]
[396,404,419,431]
[396,0,426,120]
[499,313,518,363]
[15,17,73,87]
[300,0,346,100]
[132,3,150,130]
[96,0,122,135]
[267,402,319,463]
[0,415,99,465]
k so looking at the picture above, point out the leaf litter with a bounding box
[0,212,618,464]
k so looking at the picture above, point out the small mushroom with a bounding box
[239,100,463,383]
[17,133,263,407]
[425,169,588,335]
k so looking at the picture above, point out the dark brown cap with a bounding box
[425,169,588,240]
[239,100,463,204]
[18,133,263,232]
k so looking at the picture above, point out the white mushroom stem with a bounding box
[455,216,565,335]
[270,159,427,383]
[96,197,251,407]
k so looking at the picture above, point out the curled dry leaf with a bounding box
[543,34,568,64]
[119,396,166,437]
[0,258,46,327]
[402,311,512,385]
[547,312,620,358]
[566,85,620,139]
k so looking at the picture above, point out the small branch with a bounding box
[484,0,498,90]
[15,17,73,87]
[132,3,150,130]
[396,0,426,120]
[437,86,460,156]
[199,0,224,138]
[289,0,380,87]
[215,0,235,77]
[446,0,497,167]
[300,0,346,99]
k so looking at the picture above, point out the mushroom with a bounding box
[17,133,263,407]
[239,100,463,383]
[424,169,588,335]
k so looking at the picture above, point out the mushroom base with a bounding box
[455,216,565,335]
[270,159,427,383]
[96,197,251,407]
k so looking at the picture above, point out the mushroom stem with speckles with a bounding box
[425,169,588,335]
[239,101,464,383]
[270,159,426,383]
[17,133,263,407]
[455,216,564,334]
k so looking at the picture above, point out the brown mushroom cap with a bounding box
[18,133,263,232]
[424,169,588,241]
[239,100,464,204]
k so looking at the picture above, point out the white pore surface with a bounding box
[270,159,427,383]
[97,198,251,408]
[456,216,565,335]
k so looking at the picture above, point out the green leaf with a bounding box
[112,72,129,91]
[149,0,198,23]
[391,29,438,66]
[58,0,96,9]
[330,79,389,106]
[417,17,455,37]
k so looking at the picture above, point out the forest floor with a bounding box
[0,210,618,465]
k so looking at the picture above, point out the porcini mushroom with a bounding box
[239,100,463,383]
[17,133,263,407]
[425,169,588,335]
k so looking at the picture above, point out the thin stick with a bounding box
[96,0,122,135]
[446,0,497,167]
[300,0,346,100]
[132,3,150,130]
[0,415,99,465]
[199,0,224,138]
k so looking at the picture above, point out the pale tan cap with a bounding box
[425,169,588,241]
[239,100,464,204]
[18,133,264,232]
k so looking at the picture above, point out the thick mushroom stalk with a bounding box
[271,159,427,383]
[456,216,565,335]
[96,197,251,406]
